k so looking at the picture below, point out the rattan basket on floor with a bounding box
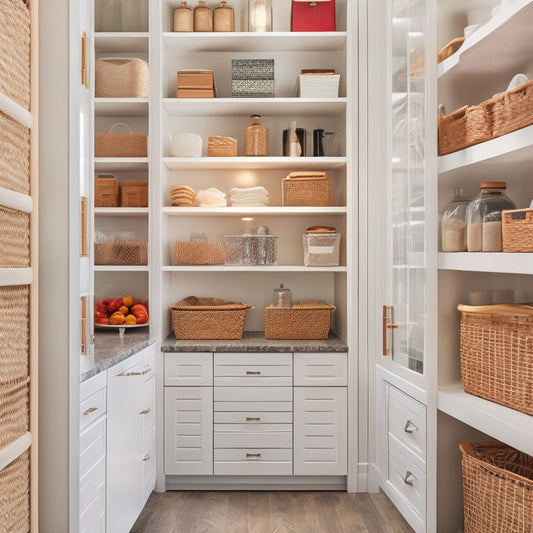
[0,448,30,533]
[460,441,533,533]
[0,111,30,195]
[457,303,533,415]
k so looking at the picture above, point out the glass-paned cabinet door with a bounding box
[385,0,427,376]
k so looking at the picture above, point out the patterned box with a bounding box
[231,59,274,97]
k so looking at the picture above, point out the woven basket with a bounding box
[458,303,533,415]
[95,57,149,98]
[502,208,533,252]
[94,123,147,158]
[437,36,465,64]
[120,180,148,207]
[0,111,30,195]
[207,136,238,157]
[438,104,492,156]
[94,241,148,265]
[0,449,30,533]
[173,240,225,265]
[0,0,30,110]
[0,285,29,384]
[492,80,533,139]
[170,298,253,340]
[460,441,533,533]
[303,232,340,267]
[0,377,29,451]
[94,176,119,207]
[0,205,30,267]
[282,172,331,207]
[264,301,336,340]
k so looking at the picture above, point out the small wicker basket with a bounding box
[264,301,335,340]
[502,208,533,252]
[457,303,533,415]
[94,123,148,158]
[173,240,225,265]
[120,180,148,207]
[303,232,340,267]
[94,175,119,207]
[492,79,533,139]
[460,441,533,533]
[207,136,238,157]
[282,172,331,207]
[94,241,148,265]
[95,57,149,98]
[170,297,253,340]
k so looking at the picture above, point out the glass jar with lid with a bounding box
[441,188,471,252]
[466,181,516,252]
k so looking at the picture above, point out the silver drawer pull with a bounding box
[82,407,98,416]
[117,371,142,377]
[403,471,417,486]
[404,420,418,433]
[143,454,150,462]
[246,370,261,375]
[246,417,261,422]
[140,408,151,415]
[246,453,261,460]
[142,367,152,375]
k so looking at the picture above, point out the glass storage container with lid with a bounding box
[466,181,516,252]
[272,284,292,308]
[441,187,471,252]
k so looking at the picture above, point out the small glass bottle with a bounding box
[174,1,194,32]
[285,121,302,157]
[245,114,268,156]
[440,188,471,252]
[466,181,516,252]
[272,284,292,308]
[101,0,122,32]
[194,0,213,32]
[248,0,272,32]
[213,1,234,32]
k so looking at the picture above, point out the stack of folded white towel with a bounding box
[195,188,227,207]
[229,186,270,207]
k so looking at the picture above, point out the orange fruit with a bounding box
[122,295,134,307]
[109,311,125,325]
[119,305,129,315]
[125,314,137,325]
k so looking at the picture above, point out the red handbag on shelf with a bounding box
[291,0,336,32]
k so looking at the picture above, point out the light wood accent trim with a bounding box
[80,296,88,355]
[80,196,88,257]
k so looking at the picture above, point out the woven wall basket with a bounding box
[95,57,149,98]
[0,449,30,533]
[0,205,30,267]
[94,123,147,158]
[0,377,29,451]
[0,111,30,195]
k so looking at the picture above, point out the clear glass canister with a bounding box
[248,0,273,32]
[245,114,268,156]
[272,284,292,308]
[194,1,213,31]
[174,2,194,32]
[213,1,234,32]
[466,181,516,252]
[441,188,471,252]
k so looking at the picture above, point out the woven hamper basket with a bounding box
[0,205,30,267]
[264,301,335,339]
[492,80,533,139]
[0,448,30,533]
[94,123,147,158]
[282,172,331,207]
[94,241,148,265]
[460,441,533,533]
[170,298,252,340]
[207,136,238,157]
[0,0,30,110]
[95,57,149,98]
[457,303,533,415]
[173,240,225,265]
[0,377,29,451]
[502,208,533,252]
[121,180,148,207]
[0,285,29,384]
[0,111,30,195]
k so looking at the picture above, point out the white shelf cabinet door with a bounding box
[164,386,213,475]
[293,387,347,476]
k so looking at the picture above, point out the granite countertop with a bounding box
[80,329,155,382]
[161,330,348,353]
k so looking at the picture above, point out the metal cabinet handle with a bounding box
[117,371,142,377]
[403,471,417,486]
[142,367,152,375]
[140,408,151,415]
[383,305,399,356]
[83,407,98,416]
[143,454,150,462]
[246,417,260,422]
[246,370,261,375]
[404,420,418,433]
[246,453,261,460]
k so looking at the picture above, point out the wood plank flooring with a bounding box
[131,491,415,533]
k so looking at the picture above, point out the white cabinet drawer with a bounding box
[214,411,293,424]
[214,431,292,449]
[387,440,426,522]
[80,483,105,533]
[215,423,292,433]
[141,375,155,435]
[80,371,106,402]
[80,387,107,431]
[294,353,347,386]
[214,449,292,475]
[142,344,156,382]
[214,353,292,386]
[80,456,105,514]
[214,386,292,403]
[143,426,156,504]
[215,401,293,412]
[80,416,106,479]
[387,385,426,463]
[165,352,212,386]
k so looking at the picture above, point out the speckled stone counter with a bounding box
[161,330,348,353]
[80,329,155,382]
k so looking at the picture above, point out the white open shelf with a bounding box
[163,98,347,117]
[163,156,347,171]
[93,265,149,272]
[95,98,149,117]
[94,158,149,171]
[438,383,533,456]
[95,207,149,217]
[163,32,347,53]
[94,32,149,53]
[438,252,533,275]
[163,265,347,272]
[162,206,347,217]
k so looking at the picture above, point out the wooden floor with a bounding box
[131,491,414,533]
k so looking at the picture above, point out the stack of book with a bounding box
[298,69,340,98]
[177,70,216,98]
[232,59,274,98]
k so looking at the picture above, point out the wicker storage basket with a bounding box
[492,80,533,139]
[438,104,492,156]
[0,377,29,451]
[0,449,30,533]
[170,297,253,340]
[173,240,225,265]
[303,232,340,267]
[0,205,30,267]
[94,175,119,207]
[460,441,533,533]
[94,241,148,265]
[502,208,533,252]
[282,172,331,207]
[0,285,29,384]
[264,301,336,340]
[457,303,533,415]
[0,111,30,195]
[95,57,149,98]
[120,180,148,207]
[437,36,465,64]
[207,136,238,157]
[94,123,147,158]
[0,0,30,110]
